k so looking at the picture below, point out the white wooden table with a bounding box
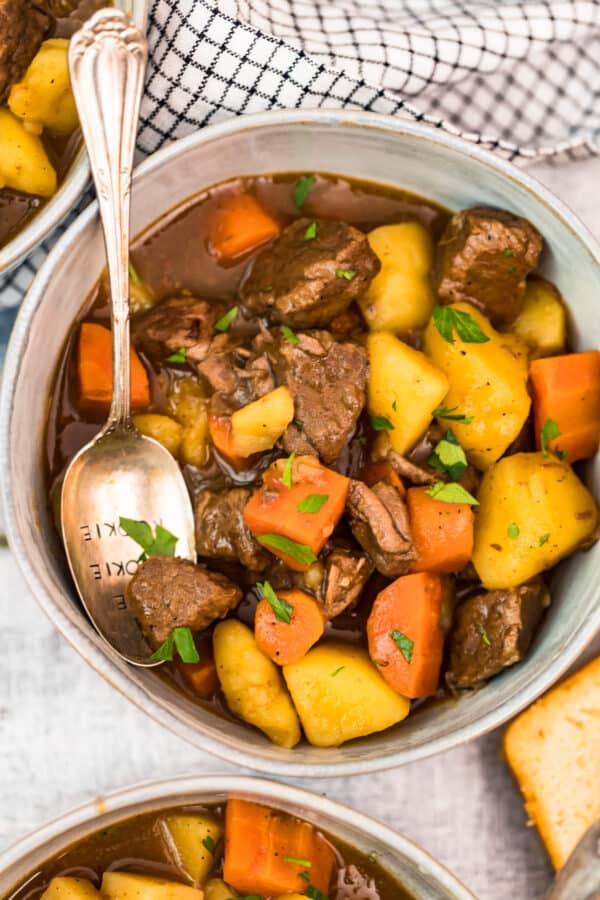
[2,153,600,899]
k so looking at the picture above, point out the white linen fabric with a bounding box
[2,0,600,309]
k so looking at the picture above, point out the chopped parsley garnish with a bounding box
[294,418,304,429]
[432,305,489,344]
[428,429,468,481]
[299,871,311,882]
[331,665,345,677]
[282,451,296,489]
[257,581,293,624]
[281,324,300,344]
[150,627,200,663]
[214,305,239,332]
[507,523,520,539]
[503,248,514,257]
[368,852,378,864]
[257,534,318,566]
[202,835,216,854]
[425,482,479,505]
[391,630,414,663]
[304,221,317,240]
[284,856,312,867]
[479,624,492,647]
[306,887,329,900]
[432,404,474,425]
[336,268,356,280]
[539,532,550,546]
[297,493,329,513]
[128,259,141,285]
[293,175,316,209]
[540,418,567,460]
[119,516,178,560]
[166,346,187,363]
[370,415,394,431]
[392,398,398,411]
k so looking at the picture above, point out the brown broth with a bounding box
[4,804,413,900]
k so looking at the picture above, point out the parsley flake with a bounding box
[503,248,514,257]
[306,887,329,900]
[257,534,318,566]
[331,665,345,677]
[293,175,316,209]
[428,429,468,481]
[282,451,296,489]
[539,532,550,546]
[304,221,317,240]
[257,581,293,624]
[214,305,238,332]
[281,325,299,344]
[150,627,200,663]
[370,415,394,431]
[166,346,187,363]
[540,418,567,460]
[425,482,479,505]
[202,835,216,855]
[432,305,489,344]
[479,624,492,647]
[336,268,356,281]
[284,856,312,867]
[119,516,178,560]
[128,259,141,285]
[297,493,329,513]
[391,630,414,663]
[432,405,474,425]
[507,523,520,539]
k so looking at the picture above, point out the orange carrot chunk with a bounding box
[367,572,444,699]
[209,192,280,261]
[223,798,335,897]
[530,350,600,463]
[175,636,218,699]
[362,460,406,496]
[77,321,149,414]
[255,588,325,666]
[407,486,474,574]
[243,455,350,571]
[208,414,249,470]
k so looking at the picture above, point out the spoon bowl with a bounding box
[60,9,196,666]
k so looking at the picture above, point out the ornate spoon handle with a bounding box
[69,10,148,430]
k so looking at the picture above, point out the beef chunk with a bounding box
[132,297,224,367]
[240,218,380,328]
[195,488,269,571]
[0,0,49,103]
[127,555,242,646]
[320,545,373,619]
[346,479,415,577]
[435,208,543,324]
[267,330,367,464]
[445,580,547,690]
[200,334,275,411]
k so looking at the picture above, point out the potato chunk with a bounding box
[134,414,183,457]
[101,872,203,900]
[367,331,448,455]
[168,377,209,468]
[472,452,598,589]
[204,880,237,900]
[510,277,567,359]
[359,222,435,333]
[41,878,100,900]
[0,108,56,197]
[283,643,410,747]
[9,39,78,135]
[424,302,530,470]
[231,386,294,456]
[160,814,223,886]
[213,620,301,748]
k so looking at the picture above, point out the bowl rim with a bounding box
[0,0,150,278]
[0,774,476,899]
[1,108,599,777]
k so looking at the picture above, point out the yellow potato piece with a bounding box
[204,880,237,900]
[9,39,78,135]
[424,301,530,470]
[100,872,203,900]
[41,877,100,900]
[367,331,448,455]
[283,643,410,747]
[134,414,183,457]
[160,814,223,886]
[0,108,56,197]
[472,452,598,589]
[213,620,301,748]
[359,222,435,334]
[510,277,567,359]
[231,385,294,456]
[167,377,209,468]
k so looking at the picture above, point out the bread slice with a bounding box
[504,655,600,869]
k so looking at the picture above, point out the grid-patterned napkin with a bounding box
[2,0,600,311]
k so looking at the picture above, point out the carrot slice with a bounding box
[209,192,280,261]
[77,321,149,414]
[407,486,474,574]
[175,636,218,699]
[223,798,335,897]
[255,589,325,665]
[530,350,600,463]
[362,460,406,496]
[367,572,444,699]
[243,455,350,571]
[208,414,250,470]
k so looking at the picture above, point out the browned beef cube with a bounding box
[346,479,415,577]
[194,488,269,571]
[126,555,242,647]
[435,207,542,324]
[0,0,49,103]
[132,296,225,367]
[240,218,380,328]
[445,580,547,690]
[320,544,373,619]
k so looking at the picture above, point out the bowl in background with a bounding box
[1,109,599,776]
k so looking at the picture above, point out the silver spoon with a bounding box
[61,9,196,666]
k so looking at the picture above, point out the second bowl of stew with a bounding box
[2,109,599,775]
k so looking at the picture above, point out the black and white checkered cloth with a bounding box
[3,0,600,309]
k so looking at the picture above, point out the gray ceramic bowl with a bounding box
[1,110,599,776]
[0,0,149,277]
[0,775,475,899]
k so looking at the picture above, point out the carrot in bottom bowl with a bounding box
[367,571,444,699]
[223,798,335,897]
[255,588,325,666]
